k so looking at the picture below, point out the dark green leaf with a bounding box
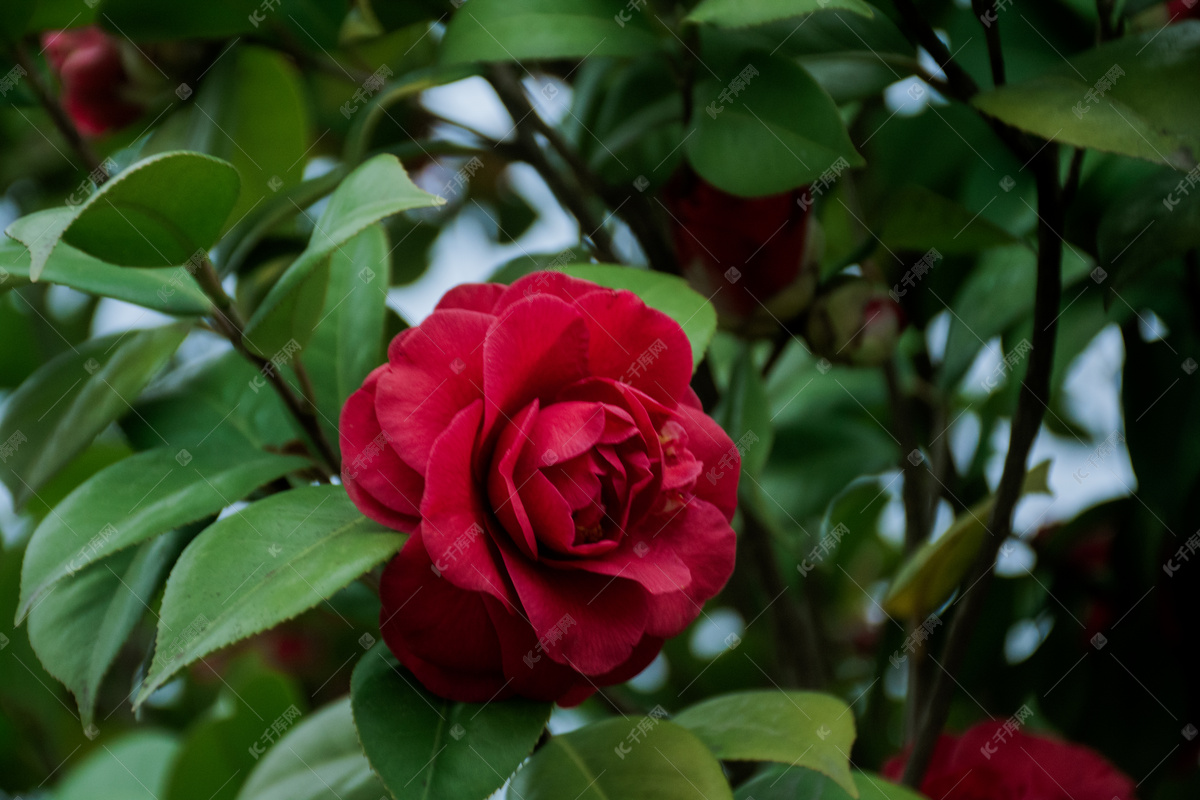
[686,0,874,28]
[351,643,551,800]
[716,343,774,477]
[134,486,404,707]
[0,322,189,506]
[877,185,1019,255]
[736,768,924,800]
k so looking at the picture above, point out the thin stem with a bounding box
[890,0,980,100]
[971,0,1006,86]
[901,143,1064,787]
[194,257,341,476]
[11,41,104,178]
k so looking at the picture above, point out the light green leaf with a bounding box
[971,22,1200,170]
[55,730,181,800]
[884,461,1052,618]
[0,322,189,507]
[562,264,717,369]
[0,230,211,314]
[304,225,389,449]
[135,486,404,707]
[673,690,857,796]
[27,530,185,728]
[686,52,863,196]
[440,0,657,64]
[242,154,442,357]
[510,716,734,800]
[237,697,385,800]
[736,768,926,800]
[350,644,551,800]
[686,0,874,28]
[17,445,309,622]
[5,152,241,280]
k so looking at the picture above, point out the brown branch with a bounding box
[901,143,1064,787]
[194,257,341,476]
[890,0,980,100]
[12,42,104,179]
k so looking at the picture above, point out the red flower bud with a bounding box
[41,27,144,137]
[805,279,906,366]
[1167,0,1200,20]
[663,169,817,333]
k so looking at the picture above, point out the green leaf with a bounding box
[166,659,305,800]
[17,445,309,622]
[1097,167,1200,290]
[736,768,925,800]
[561,264,717,369]
[27,530,184,728]
[440,0,657,64]
[55,730,180,800]
[242,154,442,357]
[237,697,385,800]
[510,716,734,800]
[350,643,551,800]
[686,0,873,28]
[715,343,773,477]
[0,229,211,314]
[304,225,389,450]
[686,52,863,196]
[0,322,189,507]
[883,461,1053,618]
[877,185,1018,255]
[673,690,857,796]
[135,486,404,707]
[971,22,1200,170]
[5,152,241,279]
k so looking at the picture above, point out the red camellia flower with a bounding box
[341,272,739,705]
[663,168,816,329]
[884,721,1139,800]
[1167,0,1200,21]
[42,27,144,137]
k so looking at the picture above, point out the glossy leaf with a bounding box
[673,690,857,795]
[686,52,863,196]
[971,23,1200,170]
[562,264,718,369]
[440,0,657,64]
[242,154,441,356]
[237,697,385,800]
[135,486,405,707]
[27,530,184,727]
[877,185,1019,255]
[0,322,189,507]
[884,461,1053,618]
[510,716,734,800]
[350,644,551,800]
[18,445,309,622]
[736,768,925,800]
[686,0,874,28]
[55,731,181,800]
